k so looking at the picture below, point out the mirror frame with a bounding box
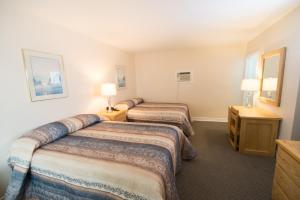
[259,47,286,106]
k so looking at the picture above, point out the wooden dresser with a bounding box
[228,106,281,156]
[273,140,300,200]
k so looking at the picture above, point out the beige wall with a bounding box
[0,7,136,195]
[246,6,300,139]
[292,80,300,140]
[135,45,246,120]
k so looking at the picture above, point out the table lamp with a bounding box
[262,78,278,98]
[101,83,117,112]
[241,79,259,107]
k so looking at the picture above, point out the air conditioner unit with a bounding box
[176,71,192,82]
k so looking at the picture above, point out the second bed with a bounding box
[114,98,194,137]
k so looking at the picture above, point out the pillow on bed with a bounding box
[7,114,101,171]
[59,114,101,132]
[23,114,101,146]
[131,97,144,105]
[114,100,135,110]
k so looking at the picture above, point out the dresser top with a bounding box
[277,140,300,163]
[231,105,282,120]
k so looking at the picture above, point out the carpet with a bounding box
[176,121,275,200]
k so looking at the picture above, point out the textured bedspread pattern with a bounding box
[127,103,194,137]
[6,115,197,200]
[6,114,100,200]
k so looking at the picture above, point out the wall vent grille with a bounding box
[176,71,191,82]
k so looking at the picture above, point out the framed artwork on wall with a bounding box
[116,66,126,89]
[22,49,68,102]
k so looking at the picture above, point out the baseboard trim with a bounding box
[192,117,227,123]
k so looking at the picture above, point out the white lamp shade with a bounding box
[241,79,259,91]
[262,78,278,91]
[101,83,117,96]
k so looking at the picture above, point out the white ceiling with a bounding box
[10,0,300,52]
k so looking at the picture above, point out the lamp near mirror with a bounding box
[262,77,278,98]
[101,83,117,112]
[241,79,259,107]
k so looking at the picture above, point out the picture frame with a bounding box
[22,49,68,102]
[116,66,126,89]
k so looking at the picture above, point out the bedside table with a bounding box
[98,110,127,122]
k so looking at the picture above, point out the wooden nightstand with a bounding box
[98,109,127,122]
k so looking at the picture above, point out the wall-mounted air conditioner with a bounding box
[176,71,192,82]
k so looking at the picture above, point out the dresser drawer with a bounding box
[277,147,300,187]
[272,179,289,200]
[273,163,300,200]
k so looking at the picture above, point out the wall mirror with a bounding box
[259,47,286,106]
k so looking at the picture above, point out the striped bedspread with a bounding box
[127,102,194,137]
[6,114,197,200]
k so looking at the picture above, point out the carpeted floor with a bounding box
[176,121,275,200]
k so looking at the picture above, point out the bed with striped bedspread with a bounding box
[6,114,197,200]
[126,102,194,137]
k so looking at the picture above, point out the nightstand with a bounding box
[98,109,127,122]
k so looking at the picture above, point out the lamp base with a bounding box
[245,91,254,108]
[106,96,113,113]
[107,106,113,113]
[245,104,253,108]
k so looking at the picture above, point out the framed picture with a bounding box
[22,49,68,101]
[116,66,126,89]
